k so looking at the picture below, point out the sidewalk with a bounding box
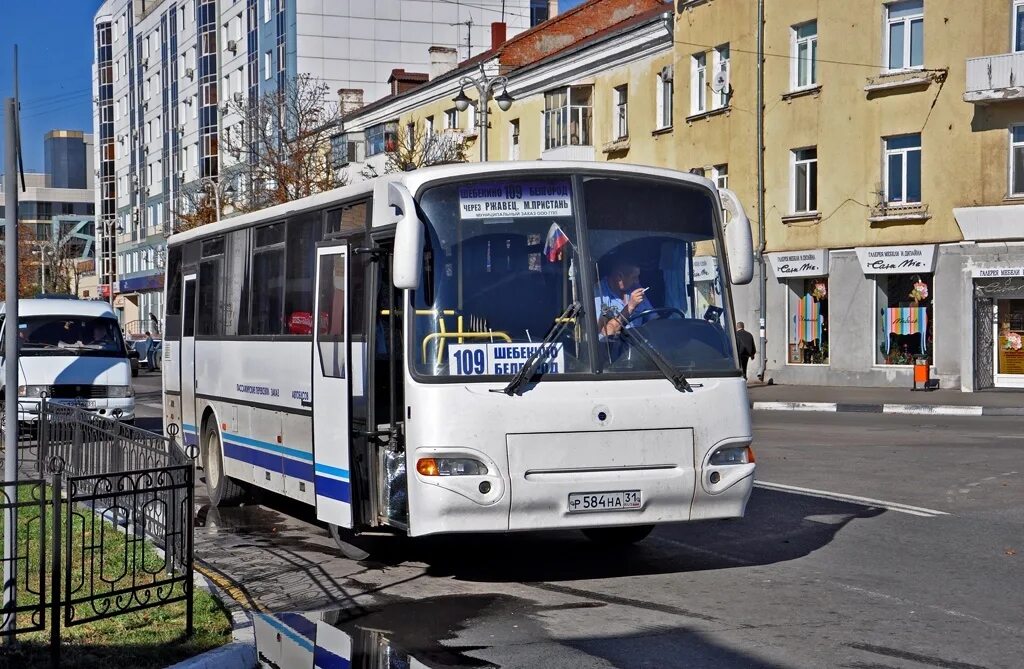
[747,383,1024,416]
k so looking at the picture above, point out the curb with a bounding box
[163,566,258,669]
[751,401,1024,417]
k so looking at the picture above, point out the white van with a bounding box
[0,299,135,422]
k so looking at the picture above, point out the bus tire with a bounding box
[581,524,654,546]
[328,524,396,561]
[202,420,246,507]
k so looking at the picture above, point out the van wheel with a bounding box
[328,524,398,561]
[581,525,654,546]
[202,420,246,507]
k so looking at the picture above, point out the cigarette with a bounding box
[641,286,651,293]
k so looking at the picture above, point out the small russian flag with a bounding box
[543,222,570,262]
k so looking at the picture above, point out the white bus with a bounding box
[162,161,756,555]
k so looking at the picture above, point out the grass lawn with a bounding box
[0,482,233,669]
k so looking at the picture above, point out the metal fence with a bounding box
[0,399,194,666]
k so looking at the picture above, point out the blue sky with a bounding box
[0,0,588,173]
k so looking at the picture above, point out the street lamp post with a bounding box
[200,176,237,223]
[452,65,515,162]
[33,240,57,295]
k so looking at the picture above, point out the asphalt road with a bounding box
[133,374,1024,668]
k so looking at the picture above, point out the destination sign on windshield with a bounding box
[457,181,573,220]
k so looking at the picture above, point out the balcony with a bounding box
[868,201,931,224]
[965,52,1024,103]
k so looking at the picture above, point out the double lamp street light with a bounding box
[452,65,514,163]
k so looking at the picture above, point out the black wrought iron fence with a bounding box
[0,399,194,666]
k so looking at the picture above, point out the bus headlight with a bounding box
[709,445,755,466]
[106,386,134,399]
[416,457,489,476]
[18,385,50,398]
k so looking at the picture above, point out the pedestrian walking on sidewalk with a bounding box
[736,322,756,379]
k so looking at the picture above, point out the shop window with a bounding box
[787,278,829,364]
[876,273,932,365]
[997,299,1024,376]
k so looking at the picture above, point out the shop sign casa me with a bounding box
[855,244,937,274]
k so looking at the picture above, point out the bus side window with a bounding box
[316,253,346,379]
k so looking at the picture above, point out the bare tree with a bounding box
[221,73,345,213]
[0,226,40,298]
[384,121,469,173]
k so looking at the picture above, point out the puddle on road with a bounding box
[255,593,559,669]
[195,503,290,532]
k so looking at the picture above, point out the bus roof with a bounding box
[0,299,117,319]
[168,161,717,246]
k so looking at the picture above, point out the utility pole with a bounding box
[2,80,21,641]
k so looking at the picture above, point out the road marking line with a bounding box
[648,536,754,567]
[755,480,949,517]
[882,404,984,416]
[753,401,837,412]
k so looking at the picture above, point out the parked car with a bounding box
[132,337,162,371]
[126,341,140,377]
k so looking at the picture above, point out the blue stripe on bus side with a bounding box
[258,614,314,653]
[314,463,350,479]
[222,440,315,483]
[224,432,313,462]
[314,476,351,504]
[276,613,317,642]
[314,645,352,669]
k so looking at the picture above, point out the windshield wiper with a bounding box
[495,301,582,396]
[616,326,693,393]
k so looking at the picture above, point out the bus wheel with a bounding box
[581,525,654,546]
[202,420,246,507]
[328,524,396,561]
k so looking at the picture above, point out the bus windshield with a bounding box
[15,316,127,358]
[412,173,739,381]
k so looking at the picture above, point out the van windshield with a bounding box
[16,316,126,358]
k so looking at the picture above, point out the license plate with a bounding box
[59,399,96,409]
[567,490,642,513]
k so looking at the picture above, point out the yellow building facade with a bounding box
[337,0,1024,390]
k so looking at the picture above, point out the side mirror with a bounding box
[389,182,424,290]
[718,188,754,285]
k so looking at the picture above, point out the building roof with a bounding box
[341,0,671,125]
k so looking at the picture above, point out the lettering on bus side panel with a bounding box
[447,343,565,376]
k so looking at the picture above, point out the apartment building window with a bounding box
[263,0,272,22]
[712,164,728,189]
[886,1,923,71]
[712,44,730,109]
[792,147,818,213]
[656,69,673,129]
[613,85,628,139]
[691,52,707,114]
[792,21,818,89]
[366,122,398,156]
[509,119,520,160]
[884,134,921,203]
[264,51,272,80]
[1011,126,1024,196]
[543,86,593,149]
[1016,0,1024,51]
[444,108,458,129]
[425,115,434,136]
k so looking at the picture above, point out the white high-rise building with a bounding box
[93,0,537,324]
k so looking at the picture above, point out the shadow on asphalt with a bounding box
[412,488,885,583]
[194,482,885,585]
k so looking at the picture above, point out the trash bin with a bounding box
[912,356,931,391]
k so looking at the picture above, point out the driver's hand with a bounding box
[627,288,645,311]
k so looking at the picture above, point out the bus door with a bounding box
[180,274,199,450]
[311,243,353,528]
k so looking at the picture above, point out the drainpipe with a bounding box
[755,0,767,381]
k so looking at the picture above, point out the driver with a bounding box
[87,322,112,346]
[596,261,655,338]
